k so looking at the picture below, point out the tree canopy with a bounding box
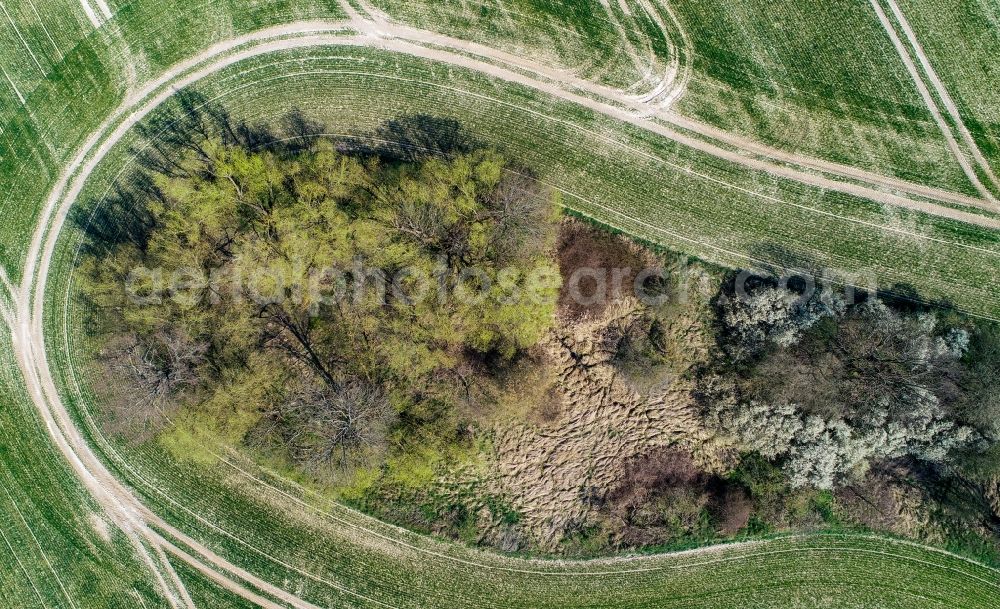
[80,125,561,473]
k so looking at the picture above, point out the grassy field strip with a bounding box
[353,0,986,212]
[661,110,992,213]
[0,520,47,608]
[594,0,652,94]
[126,480,1000,609]
[167,555,264,609]
[153,524,397,609]
[0,2,46,75]
[130,443,1000,607]
[48,36,1000,315]
[3,486,83,609]
[365,0,650,90]
[869,0,997,204]
[662,0,975,193]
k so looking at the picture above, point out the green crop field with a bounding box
[370,0,981,195]
[1,0,1000,607]
[0,332,167,608]
[891,0,1000,181]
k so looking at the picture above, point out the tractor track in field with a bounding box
[871,0,1000,206]
[881,0,1000,197]
[6,4,1000,608]
[343,5,1000,225]
[348,0,993,216]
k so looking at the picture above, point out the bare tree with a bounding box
[103,330,206,436]
[279,376,394,471]
[481,170,550,264]
[830,301,965,411]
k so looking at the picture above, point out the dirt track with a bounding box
[881,0,1000,196]
[870,0,998,205]
[346,0,1000,226]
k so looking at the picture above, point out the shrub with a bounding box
[704,289,979,489]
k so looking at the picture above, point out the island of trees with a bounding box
[77,98,1000,560]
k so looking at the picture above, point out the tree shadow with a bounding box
[73,103,482,258]
[70,172,158,258]
[340,114,482,162]
[877,282,955,314]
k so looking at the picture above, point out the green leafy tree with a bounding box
[79,125,561,476]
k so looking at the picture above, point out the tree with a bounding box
[101,329,206,436]
[276,376,394,471]
[719,284,844,360]
[704,293,978,489]
[78,108,562,474]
